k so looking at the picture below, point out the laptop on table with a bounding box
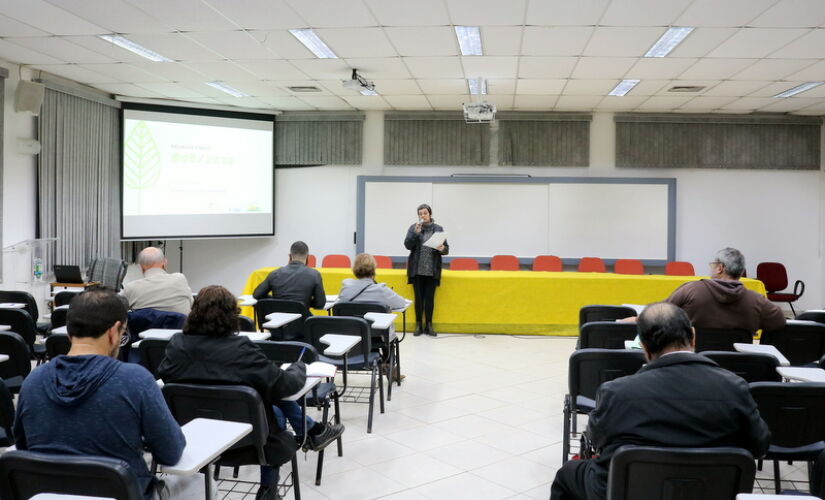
[53,265,84,283]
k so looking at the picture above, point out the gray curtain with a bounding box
[497,113,591,166]
[37,86,120,272]
[615,113,822,169]
[0,68,6,280]
[384,112,490,166]
[275,112,364,165]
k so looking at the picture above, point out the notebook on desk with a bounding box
[53,265,84,283]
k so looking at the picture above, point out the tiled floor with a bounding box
[213,333,816,500]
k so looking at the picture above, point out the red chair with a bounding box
[306,254,317,268]
[533,255,563,272]
[321,254,351,268]
[578,257,606,273]
[757,262,805,316]
[490,255,519,271]
[449,258,479,271]
[614,259,644,275]
[374,255,393,269]
[664,261,694,276]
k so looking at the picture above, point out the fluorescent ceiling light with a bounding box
[468,78,487,95]
[608,79,640,96]
[206,81,249,97]
[455,26,482,56]
[360,88,378,96]
[644,27,694,57]
[773,81,824,98]
[289,29,338,59]
[98,34,171,62]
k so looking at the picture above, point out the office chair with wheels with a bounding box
[87,257,128,291]
[757,262,804,316]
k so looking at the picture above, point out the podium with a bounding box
[2,238,57,285]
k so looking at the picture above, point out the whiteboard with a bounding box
[363,182,432,256]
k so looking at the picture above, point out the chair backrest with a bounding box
[0,309,36,349]
[756,262,789,292]
[0,291,38,322]
[532,255,563,272]
[138,338,171,379]
[0,332,32,385]
[321,254,351,268]
[607,446,756,500]
[53,291,78,308]
[578,257,606,273]
[796,310,825,324]
[0,379,15,446]
[161,383,269,465]
[306,254,317,267]
[88,257,128,291]
[578,305,637,330]
[693,327,753,352]
[613,259,644,275]
[373,255,393,269]
[238,315,256,332]
[303,316,372,359]
[45,334,71,360]
[665,261,695,276]
[760,320,825,366]
[126,309,186,340]
[579,321,638,349]
[700,351,781,383]
[50,308,68,329]
[255,340,319,365]
[812,448,825,499]
[254,298,310,338]
[332,301,390,317]
[490,255,519,271]
[568,349,645,402]
[750,382,825,449]
[449,258,479,271]
[0,449,143,500]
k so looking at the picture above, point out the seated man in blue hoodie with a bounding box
[14,287,186,500]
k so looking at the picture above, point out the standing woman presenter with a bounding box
[404,203,449,336]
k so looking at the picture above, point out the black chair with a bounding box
[797,310,825,325]
[256,340,341,486]
[0,291,48,334]
[88,257,128,291]
[255,299,310,341]
[50,307,68,330]
[750,381,825,494]
[161,383,301,500]
[761,320,825,366]
[53,290,78,308]
[238,315,256,332]
[693,327,753,352]
[607,446,756,500]
[578,305,637,329]
[0,379,15,447]
[138,339,170,379]
[0,332,32,393]
[0,309,46,364]
[562,349,646,462]
[811,448,825,499]
[45,333,71,360]
[0,449,143,500]
[579,321,638,349]
[700,351,781,383]
[304,316,384,433]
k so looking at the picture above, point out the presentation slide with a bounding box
[121,105,274,239]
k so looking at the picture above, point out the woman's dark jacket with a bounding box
[404,222,449,285]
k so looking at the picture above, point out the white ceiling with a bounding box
[0,0,823,115]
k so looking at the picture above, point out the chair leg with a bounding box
[789,302,796,316]
[386,340,394,401]
[395,339,402,387]
[773,459,781,494]
[203,464,213,500]
[367,365,377,433]
[562,395,571,464]
[378,362,385,414]
[292,454,302,500]
[233,465,239,478]
[333,394,343,457]
[572,409,578,434]
[315,399,331,486]
[213,465,220,480]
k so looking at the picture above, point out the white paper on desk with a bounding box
[423,232,447,249]
[281,361,336,378]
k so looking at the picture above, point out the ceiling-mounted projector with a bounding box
[343,69,376,95]
[463,102,496,123]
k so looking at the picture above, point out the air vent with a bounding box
[287,86,322,93]
[668,85,705,93]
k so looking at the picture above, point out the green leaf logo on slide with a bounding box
[124,121,161,190]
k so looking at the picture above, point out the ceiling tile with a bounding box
[626,58,698,79]
[284,0,378,28]
[184,31,276,60]
[784,60,825,80]
[629,79,669,95]
[371,79,421,95]
[676,96,738,109]
[461,56,518,79]
[635,95,695,110]
[516,79,566,94]
[293,95,353,109]
[562,80,618,95]
[222,81,289,97]
[733,58,815,79]
[445,0,527,26]
[364,0,450,26]
[719,96,779,109]
[316,79,362,96]
[554,95,603,109]
[233,60,308,80]
[33,63,115,82]
[383,95,433,110]
[669,28,738,57]
[288,58,352,80]
[583,27,665,57]
[180,81,239,98]
[0,0,107,35]
[487,79,516,94]
[206,0,306,30]
[701,80,774,96]
[122,0,237,31]
[521,27,593,56]
[134,82,210,98]
[384,27,458,57]
[599,0,693,26]
[404,57,463,79]
[126,33,224,61]
[748,80,809,96]
[757,97,820,112]
[65,35,153,63]
[749,0,825,27]
[340,94,392,110]
[483,27,522,56]
[517,57,578,78]
[571,57,637,79]
[426,95,469,109]
[186,60,266,81]
[525,0,609,26]
[595,95,648,110]
[0,13,48,36]
[343,57,411,78]
[789,83,825,98]
[92,82,164,98]
[482,95,514,110]
[661,79,720,93]
[314,28,397,58]
[417,79,468,94]
[271,80,336,95]
[79,62,168,82]
[257,95,316,110]
[707,28,809,58]
[514,95,558,110]
[678,58,757,79]
[675,0,777,27]
[212,96,272,109]
[770,29,825,59]
[5,36,116,63]
[130,62,208,82]
[45,0,172,33]
[250,30,316,59]
[794,106,825,115]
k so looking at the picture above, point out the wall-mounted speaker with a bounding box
[14,80,45,115]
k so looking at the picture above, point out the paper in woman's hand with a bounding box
[423,232,447,249]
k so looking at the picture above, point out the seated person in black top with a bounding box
[550,302,771,500]
[252,240,326,309]
[158,285,344,500]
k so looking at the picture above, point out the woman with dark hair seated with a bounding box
[158,285,344,500]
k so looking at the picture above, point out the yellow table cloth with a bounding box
[241,268,766,336]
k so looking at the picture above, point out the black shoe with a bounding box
[425,324,437,337]
[256,485,282,500]
[413,322,423,336]
[306,423,345,451]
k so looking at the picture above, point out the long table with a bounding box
[241,267,767,336]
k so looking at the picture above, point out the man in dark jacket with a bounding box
[550,302,771,500]
[252,240,326,309]
[14,287,186,500]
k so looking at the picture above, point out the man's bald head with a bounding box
[637,302,695,358]
[137,247,166,272]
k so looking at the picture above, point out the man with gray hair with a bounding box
[121,247,193,315]
[665,247,785,334]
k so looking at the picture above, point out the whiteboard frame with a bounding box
[356,175,677,265]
